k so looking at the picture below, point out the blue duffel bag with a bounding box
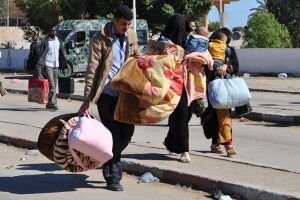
[208,75,251,109]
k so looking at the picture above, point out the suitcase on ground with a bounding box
[28,77,49,104]
[58,75,74,94]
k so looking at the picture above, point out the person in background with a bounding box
[37,28,67,110]
[202,28,239,157]
[159,14,194,163]
[27,34,40,74]
[78,5,140,191]
[189,20,196,32]
[76,32,85,47]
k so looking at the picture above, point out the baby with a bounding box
[185,26,209,53]
[208,31,231,69]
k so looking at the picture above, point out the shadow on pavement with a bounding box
[247,123,295,128]
[289,101,300,104]
[123,153,178,161]
[4,75,32,80]
[16,163,61,172]
[140,124,168,127]
[0,108,47,112]
[0,173,104,194]
[195,150,212,154]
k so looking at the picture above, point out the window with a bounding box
[56,30,72,41]
[136,30,148,45]
[76,31,86,47]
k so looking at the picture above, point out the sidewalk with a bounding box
[1,73,300,124]
[1,121,300,200]
[1,72,300,200]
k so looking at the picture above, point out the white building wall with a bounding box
[0,48,300,76]
[0,27,30,49]
[236,48,300,76]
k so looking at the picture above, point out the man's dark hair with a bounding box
[113,5,133,20]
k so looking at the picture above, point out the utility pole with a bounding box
[7,0,10,27]
[219,0,223,27]
[133,0,136,32]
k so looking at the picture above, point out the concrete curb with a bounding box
[6,88,300,125]
[6,88,84,101]
[242,112,300,125]
[0,133,299,200]
[0,134,37,149]
[249,88,300,95]
[122,161,299,200]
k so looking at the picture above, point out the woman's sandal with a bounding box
[179,152,191,163]
[210,144,224,154]
[225,145,237,157]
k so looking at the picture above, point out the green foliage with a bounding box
[266,0,300,47]
[232,27,244,32]
[249,0,300,47]
[94,0,212,34]
[0,0,8,19]
[21,25,42,42]
[244,12,292,48]
[249,0,268,14]
[208,21,220,32]
[15,0,212,37]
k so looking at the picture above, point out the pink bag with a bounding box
[68,112,113,170]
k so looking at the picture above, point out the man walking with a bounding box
[37,28,67,110]
[78,5,140,191]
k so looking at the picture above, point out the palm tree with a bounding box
[250,0,268,13]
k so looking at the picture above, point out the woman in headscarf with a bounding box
[159,14,195,163]
[202,27,251,157]
[159,14,191,47]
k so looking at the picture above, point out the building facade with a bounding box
[0,0,26,27]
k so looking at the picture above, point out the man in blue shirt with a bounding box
[79,5,140,191]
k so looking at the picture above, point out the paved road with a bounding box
[1,93,300,173]
[2,73,300,118]
[0,144,211,200]
[1,93,300,199]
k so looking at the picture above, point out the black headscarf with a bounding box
[161,14,191,48]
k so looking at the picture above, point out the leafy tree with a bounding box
[232,27,244,32]
[15,0,87,32]
[16,0,212,38]
[249,0,268,14]
[243,12,292,48]
[249,0,300,47]
[208,21,220,32]
[95,0,212,34]
[0,0,8,19]
[266,0,300,47]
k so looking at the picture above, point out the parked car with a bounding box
[55,19,149,75]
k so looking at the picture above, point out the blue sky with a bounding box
[208,0,259,28]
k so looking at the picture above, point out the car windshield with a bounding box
[56,30,72,41]
[89,31,98,38]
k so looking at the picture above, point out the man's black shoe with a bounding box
[107,183,123,191]
[46,104,59,111]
